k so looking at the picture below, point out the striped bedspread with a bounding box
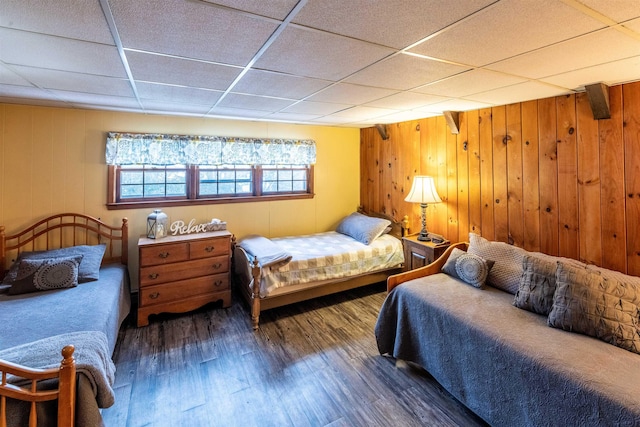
[260,231,404,297]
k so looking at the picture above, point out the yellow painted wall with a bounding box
[0,103,361,288]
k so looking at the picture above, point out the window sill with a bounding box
[106,193,315,210]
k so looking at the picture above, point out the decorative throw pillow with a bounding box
[2,244,106,285]
[548,262,640,355]
[8,255,83,295]
[467,233,527,294]
[513,255,558,315]
[336,212,391,245]
[514,254,587,315]
[441,248,494,288]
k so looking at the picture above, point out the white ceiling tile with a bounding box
[0,0,114,44]
[306,83,397,104]
[417,98,493,113]
[0,28,126,77]
[345,54,470,91]
[264,112,324,123]
[232,70,332,99]
[126,51,242,91]
[409,0,606,66]
[281,100,351,115]
[200,0,300,20]
[0,64,32,86]
[487,28,640,79]
[206,107,272,119]
[136,82,223,105]
[48,90,141,110]
[412,69,528,97]
[293,0,496,49]
[365,92,448,110]
[11,66,133,97]
[466,81,574,105]
[109,0,278,66]
[329,105,399,120]
[362,110,436,124]
[254,26,395,81]
[140,100,212,115]
[576,0,640,23]
[217,93,296,112]
[0,84,66,104]
[540,56,640,90]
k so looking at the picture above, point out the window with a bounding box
[108,164,314,208]
[106,132,316,209]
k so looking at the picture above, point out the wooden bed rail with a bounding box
[387,242,469,293]
[0,345,76,427]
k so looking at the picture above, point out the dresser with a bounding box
[402,234,449,272]
[137,230,232,327]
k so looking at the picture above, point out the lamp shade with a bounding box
[405,176,442,204]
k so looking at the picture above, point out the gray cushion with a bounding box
[467,233,527,294]
[441,248,494,288]
[548,262,640,355]
[3,244,106,284]
[514,253,587,315]
[335,212,391,245]
[8,255,83,295]
[513,255,558,315]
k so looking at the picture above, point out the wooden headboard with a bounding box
[357,207,409,239]
[0,213,128,278]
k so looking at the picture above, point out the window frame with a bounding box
[107,164,314,210]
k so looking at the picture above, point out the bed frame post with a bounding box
[57,346,76,427]
[250,258,261,330]
[121,218,129,266]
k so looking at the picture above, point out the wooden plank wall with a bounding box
[360,81,640,275]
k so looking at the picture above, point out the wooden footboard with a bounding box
[0,346,76,427]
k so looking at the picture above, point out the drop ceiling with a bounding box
[1,0,639,128]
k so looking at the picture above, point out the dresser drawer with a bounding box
[189,237,230,259]
[139,256,229,287]
[139,274,230,307]
[140,242,189,267]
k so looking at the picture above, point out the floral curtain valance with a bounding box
[105,132,316,166]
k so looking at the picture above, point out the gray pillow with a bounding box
[513,255,558,315]
[548,262,640,355]
[514,254,586,315]
[8,255,83,295]
[336,212,391,245]
[3,244,106,284]
[467,233,527,294]
[441,247,494,288]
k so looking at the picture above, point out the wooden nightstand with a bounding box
[402,235,450,271]
[137,230,232,327]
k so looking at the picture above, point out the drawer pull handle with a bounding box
[214,280,224,287]
[212,263,222,269]
[148,273,159,280]
[149,292,160,299]
[205,246,215,252]
[158,252,170,259]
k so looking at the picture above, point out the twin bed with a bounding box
[0,213,130,427]
[234,211,408,329]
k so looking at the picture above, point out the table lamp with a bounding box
[405,176,442,241]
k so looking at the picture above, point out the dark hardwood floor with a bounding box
[102,283,487,427]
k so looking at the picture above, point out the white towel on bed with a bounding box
[237,235,292,269]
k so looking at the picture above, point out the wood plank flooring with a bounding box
[102,283,487,427]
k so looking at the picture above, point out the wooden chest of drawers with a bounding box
[137,230,232,327]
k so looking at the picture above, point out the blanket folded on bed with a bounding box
[0,330,116,407]
[237,235,292,268]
